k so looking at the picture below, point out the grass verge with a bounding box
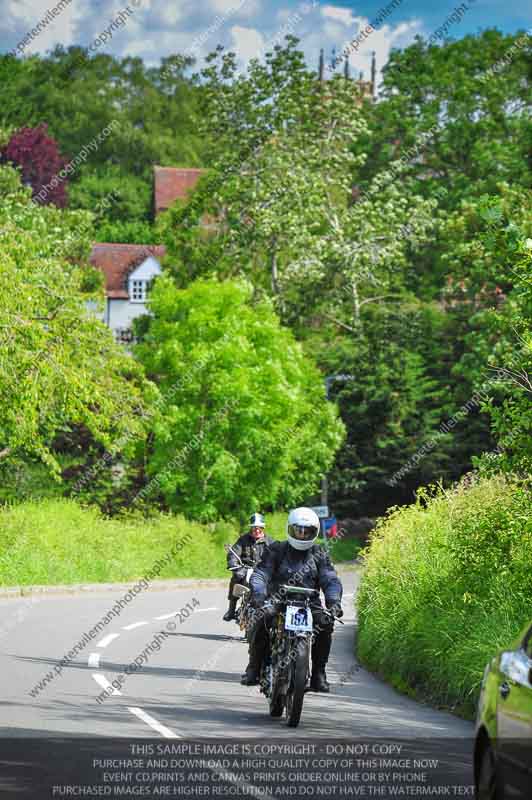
[0,500,353,587]
[357,474,531,719]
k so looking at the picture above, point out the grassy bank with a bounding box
[0,499,235,586]
[0,500,354,587]
[357,475,532,718]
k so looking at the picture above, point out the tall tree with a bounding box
[135,278,345,521]
[0,165,155,476]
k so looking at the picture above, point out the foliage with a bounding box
[357,475,532,717]
[437,188,532,477]
[364,30,531,212]
[0,500,356,587]
[68,166,152,222]
[0,165,155,478]
[164,38,435,326]
[314,304,449,515]
[135,278,345,521]
[0,499,235,585]
[0,123,68,207]
[0,47,206,221]
[93,218,161,245]
[159,34,530,517]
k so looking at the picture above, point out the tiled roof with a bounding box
[89,243,166,298]
[153,166,205,215]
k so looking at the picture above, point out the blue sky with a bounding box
[1,0,529,85]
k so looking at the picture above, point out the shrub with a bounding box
[357,474,532,717]
[0,499,236,586]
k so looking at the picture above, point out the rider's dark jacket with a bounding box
[227,533,274,571]
[250,541,342,607]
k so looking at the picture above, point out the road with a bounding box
[0,568,472,741]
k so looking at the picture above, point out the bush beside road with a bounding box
[357,474,531,718]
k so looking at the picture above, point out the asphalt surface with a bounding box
[0,567,473,740]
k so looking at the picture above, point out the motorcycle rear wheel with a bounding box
[286,638,309,728]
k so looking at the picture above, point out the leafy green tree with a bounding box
[68,166,152,222]
[0,165,155,478]
[93,218,160,245]
[135,279,345,521]
[361,30,531,213]
[163,40,435,326]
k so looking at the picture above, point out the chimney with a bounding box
[344,56,350,80]
[371,51,376,99]
[319,48,324,82]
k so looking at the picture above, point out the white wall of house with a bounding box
[108,256,162,340]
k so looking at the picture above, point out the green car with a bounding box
[474,621,532,798]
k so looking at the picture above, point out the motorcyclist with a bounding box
[223,513,274,622]
[241,507,343,692]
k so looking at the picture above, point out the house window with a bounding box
[115,327,135,344]
[130,279,147,302]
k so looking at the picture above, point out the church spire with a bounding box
[371,51,376,99]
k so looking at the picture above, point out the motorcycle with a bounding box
[224,544,254,640]
[259,585,341,728]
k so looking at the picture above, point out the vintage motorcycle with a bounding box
[224,544,254,640]
[258,585,339,728]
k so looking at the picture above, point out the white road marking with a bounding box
[92,673,121,696]
[122,621,149,631]
[88,652,100,668]
[155,607,218,621]
[128,707,180,738]
[97,633,120,648]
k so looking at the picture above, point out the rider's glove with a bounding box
[327,603,344,619]
[235,568,247,582]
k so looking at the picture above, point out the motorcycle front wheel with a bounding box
[286,637,309,728]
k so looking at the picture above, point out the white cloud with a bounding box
[2,0,81,53]
[0,0,424,86]
[209,0,261,18]
[300,11,423,89]
[160,5,183,26]
[229,24,264,61]
[321,5,357,27]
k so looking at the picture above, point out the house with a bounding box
[89,243,166,343]
[153,166,205,216]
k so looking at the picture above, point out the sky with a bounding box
[0,0,529,85]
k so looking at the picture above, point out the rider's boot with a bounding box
[240,631,267,685]
[310,630,332,693]
[223,597,238,622]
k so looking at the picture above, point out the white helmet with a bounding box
[286,507,320,551]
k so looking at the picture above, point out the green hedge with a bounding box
[357,475,532,718]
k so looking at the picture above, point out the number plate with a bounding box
[285,605,313,632]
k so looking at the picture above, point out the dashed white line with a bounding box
[97,633,120,648]
[128,707,180,738]
[92,673,121,696]
[154,612,178,621]
[122,621,149,631]
[194,607,219,613]
[88,652,101,668]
